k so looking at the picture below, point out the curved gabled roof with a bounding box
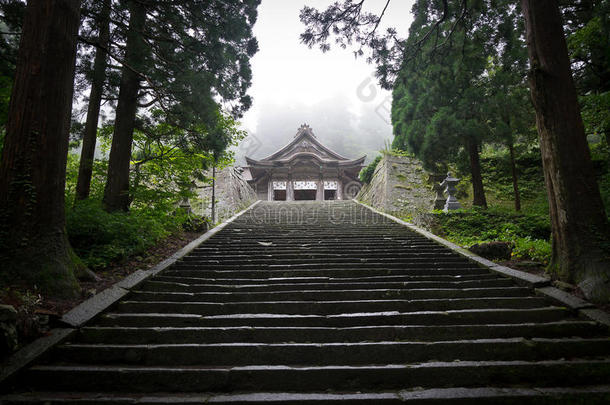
[246,124,365,166]
[245,152,366,167]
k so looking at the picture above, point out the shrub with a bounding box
[512,237,552,264]
[66,200,182,269]
[359,155,382,184]
[426,206,552,264]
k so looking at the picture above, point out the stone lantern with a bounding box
[429,174,447,210]
[440,172,461,212]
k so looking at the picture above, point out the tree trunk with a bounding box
[102,0,146,212]
[466,136,487,208]
[522,0,609,302]
[0,0,81,297]
[75,0,111,201]
[508,141,521,211]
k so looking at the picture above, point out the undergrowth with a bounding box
[429,207,552,264]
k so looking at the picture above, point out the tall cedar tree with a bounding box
[480,9,532,212]
[0,1,24,130]
[103,0,259,212]
[0,0,82,296]
[522,0,609,301]
[102,0,146,212]
[301,0,609,299]
[75,0,111,201]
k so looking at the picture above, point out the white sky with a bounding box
[240,0,415,137]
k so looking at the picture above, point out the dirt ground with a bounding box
[1,231,201,353]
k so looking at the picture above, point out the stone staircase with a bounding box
[2,200,610,403]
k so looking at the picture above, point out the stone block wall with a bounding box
[194,166,257,223]
[357,154,435,217]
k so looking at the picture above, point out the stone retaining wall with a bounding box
[356,153,435,217]
[195,167,257,223]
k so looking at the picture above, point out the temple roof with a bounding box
[245,124,366,168]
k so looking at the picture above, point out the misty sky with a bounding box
[236,0,414,164]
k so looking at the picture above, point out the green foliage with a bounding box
[431,206,552,264]
[580,92,610,139]
[66,199,179,269]
[64,114,247,269]
[0,0,23,131]
[590,138,610,216]
[359,155,382,184]
[512,237,552,264]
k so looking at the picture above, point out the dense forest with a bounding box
[0,0,259,299]
[301,0,609,302]
[0,0,608,309]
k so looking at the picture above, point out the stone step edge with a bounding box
[353,200,609,328]
[0,201,262,389]
[5,386,610,404]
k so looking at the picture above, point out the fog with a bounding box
[235,0,414,165]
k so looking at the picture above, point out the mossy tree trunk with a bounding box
[466,136,487,208]
[508,142,521,212]
[522,0,610,301]
[0,0,82,297]
[102,0,146,212]
[75,0,111,202]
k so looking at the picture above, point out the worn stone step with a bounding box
[203,241,432,247]
[114,297,551,316]
[151,273,503,286]
[78,321,607,345]
[162,267,490,279]
[184,252,459,261]
[97,307,572,328]
[174,258,471,268]
[177,259,468,267]
[23,359,610,392]
[127,287,531,303]
[193,245,446,253]
[205,230,428,236]
[5,387,610,404]
[201,240,439,247]
[141,278,516,293]
[53,338,610,366]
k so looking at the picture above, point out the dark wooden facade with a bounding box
[244,124,365,201]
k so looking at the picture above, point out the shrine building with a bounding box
[244,124,365,201]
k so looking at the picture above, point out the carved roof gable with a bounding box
[257,124,349,162]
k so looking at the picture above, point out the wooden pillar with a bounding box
[287,171,294,201]
[336,179,343,200]
[316,174,324,201]
[268,177,274,201]
[336,170,343,200]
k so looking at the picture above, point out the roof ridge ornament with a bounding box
[296,123,315,137]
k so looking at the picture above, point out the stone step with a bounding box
[184,251,458,260]
[162,267,490,279]
[127,287,531,302]
[23,359,610,392]
[114,297,551,316]
[174,258,470,267]
[5,201,607,404]
[151,273,502,286]
[78,321,607,344]
[192,241,446,248]
[52,338,610,367]
[212,236,426,240]
[5,387,610,404]
[210,232,425,238]
[204,240,434,245]
[194,242,443,250]
[97,307,572,328]
[176,259,468,268]
[141,278,516,293]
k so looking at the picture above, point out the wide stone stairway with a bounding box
[3,201,610,403]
